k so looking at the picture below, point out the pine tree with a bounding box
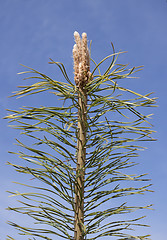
[5,31,156,240]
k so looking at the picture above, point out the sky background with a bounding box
[0,0,167,239]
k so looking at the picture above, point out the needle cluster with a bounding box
[5,31,156,240]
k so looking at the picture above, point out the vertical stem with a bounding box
[75,87,87,240]
[73,31,90,240]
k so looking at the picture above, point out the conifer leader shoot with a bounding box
[6,30,156,240]
[73,31,90,240]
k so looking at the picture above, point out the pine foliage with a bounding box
[5,32,156,240]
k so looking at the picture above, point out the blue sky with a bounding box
[0,0,167,239]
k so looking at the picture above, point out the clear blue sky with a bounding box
[0,1,167,239]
